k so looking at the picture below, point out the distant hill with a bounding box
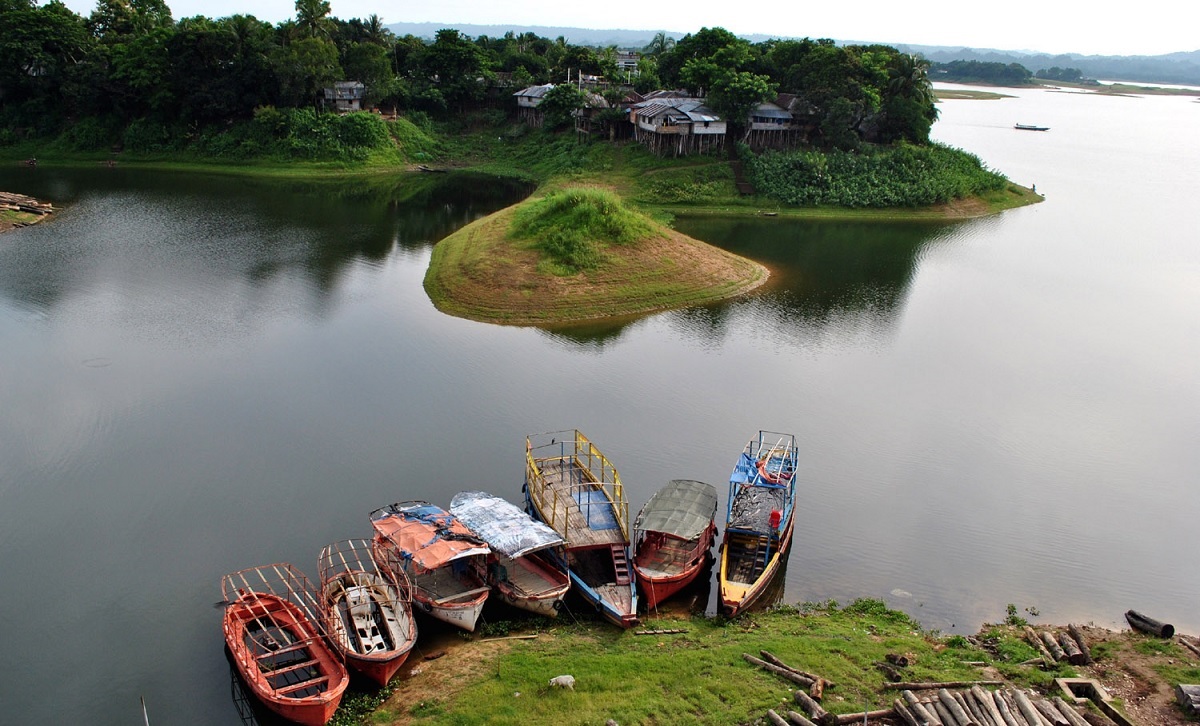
[386,22,1200,86]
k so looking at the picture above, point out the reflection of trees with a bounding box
[0,167,531,312]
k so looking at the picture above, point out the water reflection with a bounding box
[0,168,532,315]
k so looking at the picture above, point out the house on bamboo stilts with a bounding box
[742,101,801,151]
[574,91,616,138]
[514,83,554,127]
[772,93,821,146]
[323,81,365,112]
[629,94,726,157]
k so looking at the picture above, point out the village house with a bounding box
[742,100,799,150]
[513,83,554,126]
[323,81,365,112]
[629,93,726,157]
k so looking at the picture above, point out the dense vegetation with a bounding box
[743,142,1008,208]
[509,188,660,274]
[1,0,938,153]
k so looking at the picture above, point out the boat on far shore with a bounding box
[1014,123,1050,131]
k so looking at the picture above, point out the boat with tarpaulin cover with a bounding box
[524,430,639,628]
[317,539,417,686]
[450,491,571,617]
[369,501,491,632]
[633,479,719,610]
[220,563,349,726]
[718,431,798,616]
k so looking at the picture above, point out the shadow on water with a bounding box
[0,167,532,313]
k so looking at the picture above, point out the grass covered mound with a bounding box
[745,142,1009,208]
[424,185,768,325]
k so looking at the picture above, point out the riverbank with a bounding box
[0,191,54,233]
[350,600,1199,726]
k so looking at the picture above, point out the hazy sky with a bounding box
[55,0,1198,56]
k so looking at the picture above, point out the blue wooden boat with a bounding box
[523,430,638,628]
[718,431,798,616]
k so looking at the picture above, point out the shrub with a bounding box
[509,187,660,274]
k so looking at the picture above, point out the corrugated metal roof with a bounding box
[513,84,555,99]
[751,103,792,120]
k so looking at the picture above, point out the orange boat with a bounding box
[221,564,349,726]
[318,540,418,687]
[633,479,718,610]
[370,501,492,631]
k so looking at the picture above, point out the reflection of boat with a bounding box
[633,479,718,610]
[370,501,492,632]
[317,539,417,686]
[719,431,798,617]
[1014,123,1050,131]
[220,564,349,726]
[524,430,639,628]
[450,491,571,617]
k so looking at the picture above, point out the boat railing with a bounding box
[525,430,628,540]
[220,563,330,643]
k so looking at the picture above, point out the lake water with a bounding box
[1,85,1198,723]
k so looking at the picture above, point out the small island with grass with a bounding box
[424,186,769,325]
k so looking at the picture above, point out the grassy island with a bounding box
[424,186,769,325]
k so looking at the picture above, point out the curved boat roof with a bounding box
[450,491,565,559]
[370,501,490,571]
[634,480,718,540]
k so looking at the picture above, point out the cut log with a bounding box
[940,688,977,726]
[810,678,826,701]
[745,654,815,688]
[1056,632,1087,666]
[903,690,943,726]
[1013,690,1050,726]
[768,709,791,726]
[1051,697,1091,726]
[971,685,1006,726]
[886,652,911,667]
[959,689,993,726]
[791,710,820,726]
[1035,698,1069,726]
[1040,632,1066,662]
[993,690,1025,726]
[1067,625,1093,665]
[1023,627,1056,667]
[793,689,837,726]
[933,700,958,726]
[1125,609,1174,638]
[835,709,892,724]
[761,651,835,687]
[894,700,924,726]
[875,661,904,682]
[635,628,686,635]
[887,681,1004,690]
[1179,637,1200,659]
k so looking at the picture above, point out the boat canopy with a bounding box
[449,491,565,559]
[370,501,490,572]
[634,480,718,540]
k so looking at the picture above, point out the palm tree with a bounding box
[643,31,675,57]
[294,0,331,39]
[887,53,935,107]
[363,14,392,46]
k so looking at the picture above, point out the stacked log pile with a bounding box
[1176,685,1200,717]
[1022,625,1092,666]
[0,191,54,225]
[891,687,1092,726]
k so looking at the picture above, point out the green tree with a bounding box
[273,35,340,108]
[538,84,585,129]
[708,70,776,135]
[293,0,332,40]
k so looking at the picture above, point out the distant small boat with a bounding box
[317,539,417,687]
[718,431,799,617]
[1014,123,1050,131]
[220,564,349,726]
[633,479,718,610]
[369,501,492,632]
[450,491,571,617]
[416,164,446,173]
[525,430,639,628]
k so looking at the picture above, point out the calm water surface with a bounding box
[1,86,1198,723]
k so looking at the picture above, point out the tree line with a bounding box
[0,0,938,151]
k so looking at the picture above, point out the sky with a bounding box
[53,0,1199,57]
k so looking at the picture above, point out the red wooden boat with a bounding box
[221,564,349,726]
[318,540,418,687]
[633,479,718,610]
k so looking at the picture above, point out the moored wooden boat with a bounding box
[450,491,571,617]
[718,431,798,617]
[317,539,417,686]
[220,564,349,726]
[633,479,718,610]
[524,430,638,628]
[1015,123,1050,131]
[369,501,492,632]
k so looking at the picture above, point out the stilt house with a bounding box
[629,95,726,156]
[514,83,555,127]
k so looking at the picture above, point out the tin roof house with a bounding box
[629,95,726,156]
[323,81,365,112]
[514,83,555,126]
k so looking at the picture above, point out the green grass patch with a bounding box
[509,187,661,274]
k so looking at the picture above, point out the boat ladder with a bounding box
[610,544,631,586]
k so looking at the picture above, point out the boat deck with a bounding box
[593,583,635,618]
[536,460,625,548]
[504,556,564,597]
[635,537,697,579]
[725,533,770,585]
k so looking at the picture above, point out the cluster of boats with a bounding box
[219,429,798,725]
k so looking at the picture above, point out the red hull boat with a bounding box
[221,564,349,726]
[633,479,718,610]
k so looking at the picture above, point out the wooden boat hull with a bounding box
[412,584,489,631]
[321,573,416,687]
[492,553,570,617]
[634,523,716,610]
[224,593,348,726]
[718,512,793,617]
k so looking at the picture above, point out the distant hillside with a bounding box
[387,22,1200,86]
